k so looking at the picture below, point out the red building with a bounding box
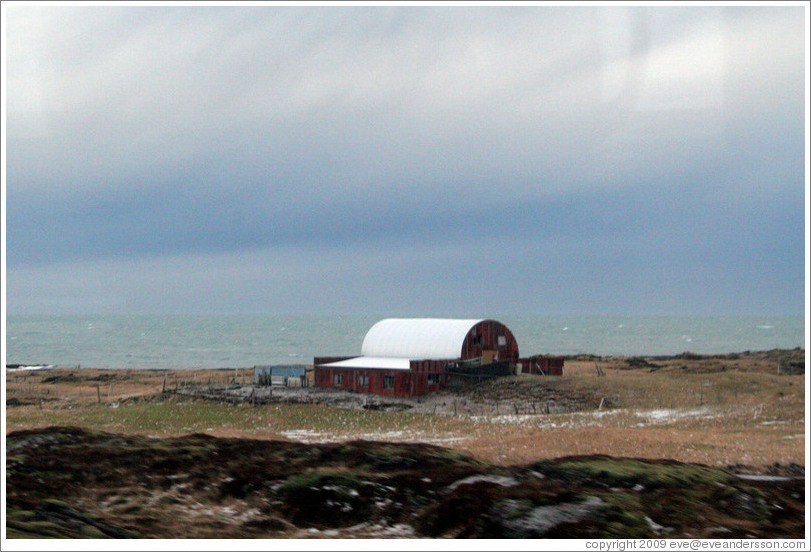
[516,355,565,376]
[314,318,563,397]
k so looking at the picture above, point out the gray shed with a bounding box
[254,365,306,386]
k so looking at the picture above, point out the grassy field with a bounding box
[5,350,806,469]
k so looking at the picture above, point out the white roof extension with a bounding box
[320,318,484,371]
[319,356,412,370]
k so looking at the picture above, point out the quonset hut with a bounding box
[314,318,561,397]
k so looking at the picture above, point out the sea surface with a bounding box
[4,314,806,370]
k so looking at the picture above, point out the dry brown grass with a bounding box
[5,354,805,470]
[5,367,242,406]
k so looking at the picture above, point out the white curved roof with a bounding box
[360,318,484,360]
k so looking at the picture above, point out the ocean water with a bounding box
[4,314,806,370]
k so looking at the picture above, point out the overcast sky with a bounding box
[3,3,808,316]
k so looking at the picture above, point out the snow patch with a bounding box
[447,475,519,492]
[280,429,468,445]
[736,474,800,482]
[634,408,714,425]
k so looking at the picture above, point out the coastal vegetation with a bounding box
[5,349,805,538]
[6,349,804,466]
[5,426,805,538]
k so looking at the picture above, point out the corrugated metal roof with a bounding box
[271,366,306,378]
[320,356,412,370]
[254,365,305,377]
[360,318,484,359]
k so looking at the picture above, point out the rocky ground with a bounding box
[175,381,600,417]
[5,426,805,539]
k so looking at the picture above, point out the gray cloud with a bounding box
[4,4,806,315]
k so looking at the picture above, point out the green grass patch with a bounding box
[279,469,365,498]
[6,399,473,441]
[537,457,735,489]
[598,491,653,537]
[5,520,73,539]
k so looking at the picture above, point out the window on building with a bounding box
[427,374,440,386]
[358,374,369,387]
[333,373,343,386]
[383,375,394,389]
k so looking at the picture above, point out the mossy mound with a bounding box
[5,427,804,539]
[533,455,735,489]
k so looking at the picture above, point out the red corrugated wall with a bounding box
[460,320,519,365]
[313,359,448,397]
[518,356,564,376]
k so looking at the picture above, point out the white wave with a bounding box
[6,364,56,372]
